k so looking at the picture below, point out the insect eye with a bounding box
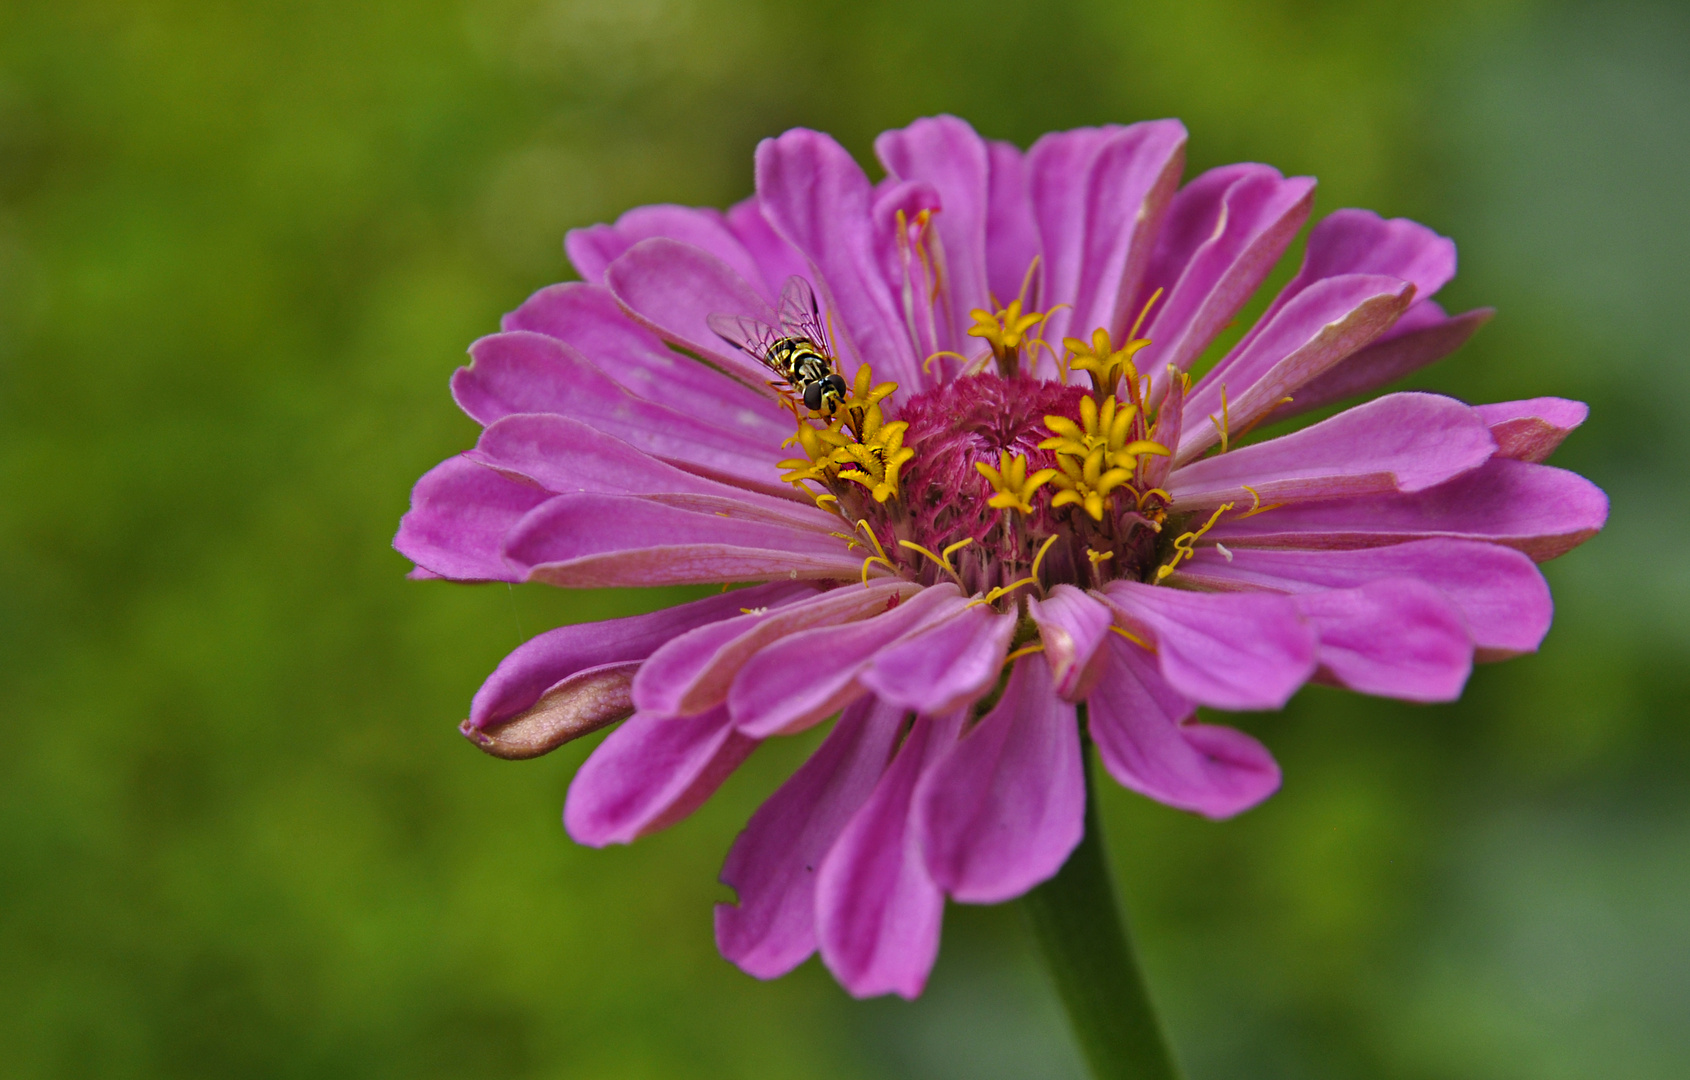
[804,382,824,410]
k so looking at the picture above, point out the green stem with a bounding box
[1021,736,1185,1080]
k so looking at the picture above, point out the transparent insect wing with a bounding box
[706,311,783,357]
[777,277,831,351]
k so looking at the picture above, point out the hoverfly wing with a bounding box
[706,311,781,358]
[777,276,831,353]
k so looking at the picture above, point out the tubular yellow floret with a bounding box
[976,451,1058,515]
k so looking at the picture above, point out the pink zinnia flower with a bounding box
[397,116,1607,999]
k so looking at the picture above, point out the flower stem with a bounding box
[1021,736,1185,1080]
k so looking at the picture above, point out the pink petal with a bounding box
[1206,457,1609,563]
[1179,274,1417,461]
[1173,539,1553,660]
[468,581,817,731]
[1028,122,1188,354]
[915,657,1084,904]
[857,604,1018,716]
[1270,302,1494,420]
[984,139,1042,310]
[1474,397,1589,463]
[394,454,547,581]
[1026,127,1120,328]
[501,282,790,429]
[467,413,827,526]
[1100,582,1317,711]
[603,238,785,388]
[715,698,905,979]
[756,129,924,388]
[730,585,969,737]
[1027,584,1116,700]
[876,116,993,335]
[565,204,769,298]
[1293,580,1473,702]
[501,492,863,587]
[563,705,757,846]
[633,582,917,717]
[1087,633,1280,818]
[1138,164,1317,387]
[816,708,964,999]
[451,331,787,493]
[726,196,812,300]
[1166,392,1496,510]
[1238,209,1458,355]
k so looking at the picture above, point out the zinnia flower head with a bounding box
[397,116,1607,998]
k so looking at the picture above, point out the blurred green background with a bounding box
[2,0,1686,1076]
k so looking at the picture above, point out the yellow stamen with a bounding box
[1029,532,1060,582]
[1086,548,1114,565]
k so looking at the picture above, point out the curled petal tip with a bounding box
[461,664,636,759]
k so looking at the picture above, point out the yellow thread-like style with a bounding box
[897,539,966,586]
[1155,502,1234,581]
[1108,623,1154,650]
[1029,533,1060,582]
[923,349,973,375]
[1208,384,1232,454]
[1003,642,1046,665]
[1086,548,1114,565]
[1234,484,1282,520]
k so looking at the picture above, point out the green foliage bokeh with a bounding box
[2,1,1686,1077]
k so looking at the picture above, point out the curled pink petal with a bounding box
[716,698,905,979]
[469,581,817,733]
[452,331,787,493]
[501,282,790,427]
[564,706,757,846]
[1139,164,1317,388]
[1474,397,1590,463]
[1027,584,1115,700]
[1088,634,1280,818]
[816,708,963,999]
[1166,392,1496,510]
[1292,580,1474,702]
[876,116,994,335]
[983,140,1043,311]
[604,238,784,387]
[730,585,967,737]
[566,203,768,297]
[467,413,825,524]
[394,454,547,582]
[634,581,917,717]
[916,657,1084,904]
[1180,274,1417,461]
[1029,121,1187,352]
[857,603,1017,716]
[502,493,863,587]
[1174,540,1552,660]
[756,128,924,388]
[1270,302,1494,420]
[1208,457,1609,562]
[1101,581,1317,710]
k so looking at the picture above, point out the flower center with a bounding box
[732,267,1194,607]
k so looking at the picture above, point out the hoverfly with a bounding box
[708,277,849,415]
